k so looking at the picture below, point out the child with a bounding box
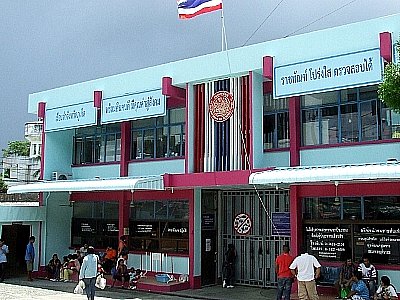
[128,267,141,290]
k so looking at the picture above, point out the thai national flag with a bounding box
[178,0,222,19]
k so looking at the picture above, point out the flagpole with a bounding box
[221,2,228,52]
[221,7,224,51]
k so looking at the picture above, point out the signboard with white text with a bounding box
[45,102,97,132]
[101,89,166,124]
[274,48,383,99]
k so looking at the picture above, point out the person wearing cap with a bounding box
[0,239,9,282]
[79,246,99,300]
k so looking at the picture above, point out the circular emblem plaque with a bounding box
[233,213,252,235]
[208,91,234,122]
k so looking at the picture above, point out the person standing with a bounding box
[222,243,237,288]
[358,254,378,298]
[25,236,35,281]
[289,248,321,300]
[117,236,128,258]
[79,246,99,300]
[275,244,294,300]
[0,239,9,282]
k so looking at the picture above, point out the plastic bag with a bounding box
[95,274,106,289]
[340,287,349,299]
[74,280,85,294]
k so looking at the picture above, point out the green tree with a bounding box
[0,177,7,193]
[2,140,30,157]
[378,39,400,112]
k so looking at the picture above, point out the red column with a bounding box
[289,96,301,167]
[120,122,131,177]
[118,191,130,238]
[290,185,302,257]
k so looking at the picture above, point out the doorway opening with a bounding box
[1,224,31,277]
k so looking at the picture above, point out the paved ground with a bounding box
[0,277,336,300]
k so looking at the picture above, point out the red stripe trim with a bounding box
[290,185,301,257]
[289,96,300,166]
[188,190,195,288]
[179,4,222,19]
[163,169,259,188]
[248,73,253,170]
[194,86,199,172]
[241,75,250,169]
[120,121,131,177]
[379,32,392,63]
[184,83,189,174]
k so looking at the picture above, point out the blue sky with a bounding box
[0,0,399,151]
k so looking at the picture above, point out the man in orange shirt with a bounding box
[275,244,294,300]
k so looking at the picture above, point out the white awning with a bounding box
[7,176,164,194]
[249,162,400,185]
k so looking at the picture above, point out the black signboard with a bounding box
[354,225,400,264]
[202,213,215,230]
[304,224,351,261]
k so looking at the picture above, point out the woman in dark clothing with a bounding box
[222,243,237,288]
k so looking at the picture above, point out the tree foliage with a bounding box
[0,177,7,193]
[2,140,30,157]
[378,40,400,112]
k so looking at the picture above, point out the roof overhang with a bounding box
[7,176,164,194]
[249,162,400,186]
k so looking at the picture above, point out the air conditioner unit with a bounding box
[51,171,69,181]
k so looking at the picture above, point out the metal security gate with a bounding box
[220,189,290,288]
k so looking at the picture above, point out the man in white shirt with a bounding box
[289,248,321,300]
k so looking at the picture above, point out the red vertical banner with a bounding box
[241,75,250,170]
[194,84,205,173]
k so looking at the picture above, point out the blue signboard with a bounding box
[272,212,290,236]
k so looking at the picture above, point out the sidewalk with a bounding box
[2,277,336,300]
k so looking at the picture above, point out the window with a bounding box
[71,202,119,248]
[303,196,400,264]
[131,108,185,160]
[263,95,289,149]
[129,200,189,253]
[301,85,400,146]
[73,124,121,164]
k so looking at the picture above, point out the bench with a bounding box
[317,266,340,286]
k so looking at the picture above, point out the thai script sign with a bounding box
[356,226,400,256]
[102,89,166,124]
[271,212,290,236]
[305,226,350,259]
[45,102,97,132]
[274,48,383,98]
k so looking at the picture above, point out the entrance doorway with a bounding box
[221,189,290,288]
[1,224,31,277]
[201,191,218,286]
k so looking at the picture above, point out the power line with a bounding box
[284,0,358,38]
[242,0,286,47]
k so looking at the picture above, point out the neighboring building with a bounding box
[3,14,400,290]
[2,121,42,185]
[0,121,42,276]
